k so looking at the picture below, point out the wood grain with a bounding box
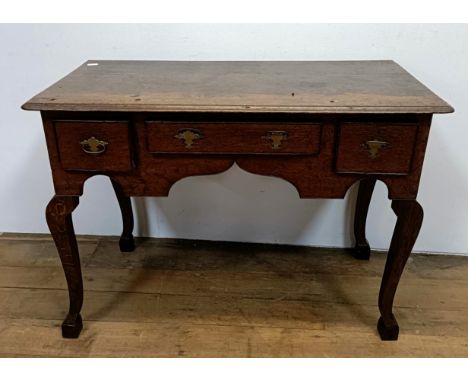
[145,121,322,155]
[45,196,83,338]
[22,61,454,342]
[335,122,419,174]
[54,120,133,172]
[2,319,468,357]
[40,112,433,200]
[22,61,454,114]
[0,234,467,357]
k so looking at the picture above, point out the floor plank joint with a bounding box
[0,234,467,357]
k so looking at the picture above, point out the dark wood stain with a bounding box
[335,122,419,175]
[54,120,133,172]
[145,121,322,155]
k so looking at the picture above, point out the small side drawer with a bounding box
[54,120,133,171]
[145,121,322,155]
[335,122,419,175]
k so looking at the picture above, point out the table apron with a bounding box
[40,112,432,200]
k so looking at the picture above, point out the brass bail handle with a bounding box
[262,131,288,149]
[80,136,109,155]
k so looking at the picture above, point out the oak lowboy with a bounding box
[23,60,453,340]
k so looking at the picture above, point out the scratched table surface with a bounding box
[22,60,453,114]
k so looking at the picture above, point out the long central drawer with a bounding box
[145,121,322,155]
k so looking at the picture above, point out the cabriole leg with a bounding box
[46,195,83,338]
[377,199,423,340]
[352,177,377,260]
[111,179,135,252]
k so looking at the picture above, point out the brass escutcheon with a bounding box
[174,128,203,149]
[362,140,388,159]
[262,131,288,149]
[80,136,109,155]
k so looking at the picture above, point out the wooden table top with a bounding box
[22,60,454,114]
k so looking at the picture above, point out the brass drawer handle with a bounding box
[362,140,388,159]
[80,136,109,155]
[174,128,203,149]
[262,131,288,149]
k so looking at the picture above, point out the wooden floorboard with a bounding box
[0,234,467,357]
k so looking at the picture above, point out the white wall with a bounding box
[0,24,467,254]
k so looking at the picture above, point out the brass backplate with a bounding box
[262,131,288,149]
[174,128,203,149]
[362,140,388,159]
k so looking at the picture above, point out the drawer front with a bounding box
[335,122,419,175]
[54,121,133,171]
[145,121,322,155]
